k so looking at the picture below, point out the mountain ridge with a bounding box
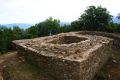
[1,18,119,29]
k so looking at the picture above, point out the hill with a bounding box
[113,17,120,23]
[2,23,33,29]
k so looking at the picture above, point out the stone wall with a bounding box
[12,31,120,80]
[78,31,120,49]
[16,45,81,80]
[79,41,112,80]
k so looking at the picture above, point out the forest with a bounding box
[0,5,120,53]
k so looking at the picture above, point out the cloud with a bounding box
[0,0,120,24]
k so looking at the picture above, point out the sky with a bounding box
[0,0,120,24]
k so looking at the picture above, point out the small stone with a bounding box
[61,52,66,55]
[112,59,117,63]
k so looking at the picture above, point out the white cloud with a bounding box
[0,0,120,24]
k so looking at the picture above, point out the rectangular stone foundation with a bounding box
[13,32,113,80]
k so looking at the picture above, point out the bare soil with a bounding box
[94,50,120,80]
[0,52,17,80]
[0,51,120,80]
[0,52,55,80]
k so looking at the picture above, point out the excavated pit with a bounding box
[12,32,115,80]
[48,36,87,44]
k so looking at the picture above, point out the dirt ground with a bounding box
[0,52,17,80]
[0,51,120,80]
[0,52,54,80]
[94,50,120,80]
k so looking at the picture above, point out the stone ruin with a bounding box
[13,31,120,80]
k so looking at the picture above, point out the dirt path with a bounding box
[0,52,17,80]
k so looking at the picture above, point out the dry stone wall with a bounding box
[78,31,120,49]
[12,31,120,80]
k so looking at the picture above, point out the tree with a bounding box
[0,27,14,53]
[12,26,25,39]
[71,20,82,31]
[78,6,112,31]
[25,26,38,38]
[36,17,60,36]
[60,24,71,32]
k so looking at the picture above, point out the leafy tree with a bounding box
[12,26,25,39]
[71,20,82,31]
[106,22,116,32]
[114,24,120,33]
[36,17,60,36]
[59,24,71,32]
[77,6,112,31]
[0,27,14,53]
[0,26,27,53]
[25,25,38,38]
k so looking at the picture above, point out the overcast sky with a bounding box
[0,0,120,24]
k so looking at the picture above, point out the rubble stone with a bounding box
[13,31,120,80]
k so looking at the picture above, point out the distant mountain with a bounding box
[60,22,70,26]
[0,24,4,27]
[1,22,70,29]
[1,18,119,30]
[3,23,33,29]
[112,17,120,23]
